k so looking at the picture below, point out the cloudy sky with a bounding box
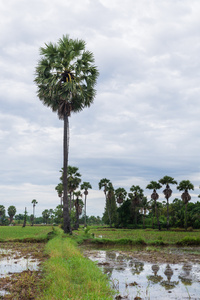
[0,0,200,217]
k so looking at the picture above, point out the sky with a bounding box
[0,0,200,218]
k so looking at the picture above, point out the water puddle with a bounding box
[0,244,43,297]
[84,250,200,300]
[0,248,40,278]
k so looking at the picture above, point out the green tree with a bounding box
[140,196,149,229]
[67,166,82,212]
[0,205,6,225]
[115,187,127,205]
[55,183,63,206]
[22,207,27,228]
[159,176,177,230]
[54,205,63,225]
[99,178,110,198]
[129,185,144,228]
[42,209,50,224]
[146,181,162,230]
[102,182,117,227]
[31,199,38,226]
[177,180,194,230]
[35,35,99,234]
[74,191,83,230]
[7,205,17,224]
[80,181,92,227]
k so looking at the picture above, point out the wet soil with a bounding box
[83,246,200,300]
[123,246,200,265]
[82,244,200,265]
[0,242,48,299]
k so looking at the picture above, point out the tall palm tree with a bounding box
[177,180,194,230]
[35,35,99,233]
[146,181,162,230]
[31,199,38,226]
[115,187,127,205]
[80,181,92,227]
[159,176,177,230]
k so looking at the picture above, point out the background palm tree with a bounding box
[105,182,117,227]
[74,190,82,230]
[140,196,149,229]
[55,183,63,206]
[7,205,16,224]
[67,166,81,212]
[31,199,38,226]
[115,187,127,205]
[35,35,99,233]
[99,178,110,198]
[80,181,92,227]
[177,180,194,230]
[159,176,177,230]
[146,181,162,230]
[129,185,144,228]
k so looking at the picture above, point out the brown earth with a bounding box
[0,243,48,299]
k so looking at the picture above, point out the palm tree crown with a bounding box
[35,35,99,119]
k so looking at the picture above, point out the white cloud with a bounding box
[0,0,200,218]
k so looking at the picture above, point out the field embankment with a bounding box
[0,226,114,300]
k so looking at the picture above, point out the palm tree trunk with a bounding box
[84,194,87,227]
[166,198,169,230]
[155,201,161,231]
[63,114,71,234]
[185,202,188,231]
[107,197,112,227]
[143,209,146,229]
[74,200,79,230]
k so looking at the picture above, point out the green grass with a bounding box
[0,225,53,242]
[38,229,114,300]
[75,227,200,246]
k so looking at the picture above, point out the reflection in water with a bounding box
[161,264,179,290]
[179,263,193,285]
[85,250,200,299]
[131,261,144,275]
[164,264,173,281]
[147,264,163,284]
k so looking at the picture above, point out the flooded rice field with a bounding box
[83,246,200,300]
[0,243,46,298]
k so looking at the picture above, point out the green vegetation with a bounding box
[74,226,200,246]
[0,226,114,299]
[0,226,52,242]
[39,232,114,300]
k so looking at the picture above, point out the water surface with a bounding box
[85,249,200,300]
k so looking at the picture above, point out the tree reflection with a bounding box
[131,261,144,275]
[161,264,179,290]
[179,263,192,286]
[147,264,163,284]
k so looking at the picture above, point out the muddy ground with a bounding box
[0,243,200,299]
[82,245,200,264]
[0,242,48,299]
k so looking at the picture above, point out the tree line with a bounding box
[99,176,200,230]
